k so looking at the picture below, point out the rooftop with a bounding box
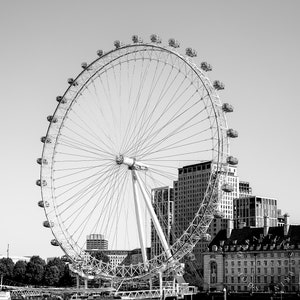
[207,225,300,252]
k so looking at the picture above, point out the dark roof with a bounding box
[208,225,300,252]
[181,161,212,169]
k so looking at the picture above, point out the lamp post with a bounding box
[223,287,227,300]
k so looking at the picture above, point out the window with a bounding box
[210,262,217,284]
[284,260,289,266]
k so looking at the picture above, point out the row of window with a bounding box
[226,266,296,275]
[227,252,299,259]
[225,275,297,284]
[226,259,299,267]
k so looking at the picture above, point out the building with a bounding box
[233,196,278,229]
[102,250,130,267]
[174,161,239,261]
[203,215,300,292]
[86,234,108,251]
[239,181,252,198]
[122,248,151,265]
[277,209,285,226]
[151,186,174,259]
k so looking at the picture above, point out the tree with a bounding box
[44,265,60,286]
[59,264,74,287]
[46,257,65,278]
[0,258,14,279]
[13,260,27,283]
[25,256,45,285]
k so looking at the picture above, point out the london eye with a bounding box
[36,34,237,282]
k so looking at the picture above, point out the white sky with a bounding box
[0,0,299,259]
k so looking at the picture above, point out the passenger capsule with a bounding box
[43,220,54,228]
[47,115,58,123]
[214,210,225,219]
[222,183,234,193]
[36,179,47,187]
[200,233,211,241]
[227,129,238,138]
[132,35,143,43]
[168,38,180,48]
[81,62,89,69]
[227,156,238,165]
[200,62,212,72]
[213,80,225,90]
[41,136,51,144]
[38,200,49,208]
[51,239,60,246]
[96,50,104,57]
[150,34,162,43]
[114,40,123,49]
[36,158,48,165]
[56,96,67,104]
[186,48,197,57]
[222,103,234,113]
[67,78,78,86]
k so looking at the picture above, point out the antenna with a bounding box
[6,244,9,258]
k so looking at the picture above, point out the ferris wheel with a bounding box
[36,34,237,281]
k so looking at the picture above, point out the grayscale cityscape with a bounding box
[1,1,299,300]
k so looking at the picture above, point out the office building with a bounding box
[86,234,108,251]
[174,161,239,262]
[239,181,252,198]
[233,196,278,229]
[151,186,174,258]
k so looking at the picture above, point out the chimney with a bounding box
[227,219,233,239]
[264,215,269,236]
[284,213,290,236]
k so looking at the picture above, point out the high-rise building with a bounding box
[233,196,278,228]
[239,181,252,198]
[174,161,239,261]
[86,234,108,251]
[151,186,174,258]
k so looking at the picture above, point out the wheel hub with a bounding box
[116,155,148,171]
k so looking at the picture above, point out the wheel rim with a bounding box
[39,42,230,280]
